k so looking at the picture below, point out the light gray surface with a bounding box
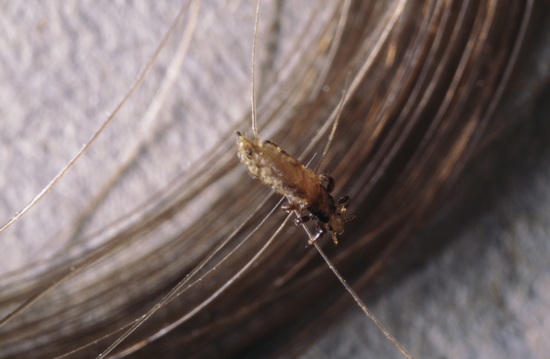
[1,1,549,358]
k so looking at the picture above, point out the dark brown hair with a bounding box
[0,0,547,358]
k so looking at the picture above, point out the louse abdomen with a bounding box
[236,133,321,206]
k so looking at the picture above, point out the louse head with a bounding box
[328,212,345,235]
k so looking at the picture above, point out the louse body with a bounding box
[236,132,353,244]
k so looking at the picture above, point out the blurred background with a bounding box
[0,0,549,358]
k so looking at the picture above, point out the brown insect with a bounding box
[236,125,355,245]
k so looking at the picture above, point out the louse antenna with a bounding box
[250,0,262,139]
[313,73,351,175]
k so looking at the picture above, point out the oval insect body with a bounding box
[236,131,353,245]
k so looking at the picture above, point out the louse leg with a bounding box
[336,195,351,213]
[344,215,357,223]
[281,202,301,213]
[331,231,339,246]
[294,215,312,226]
[319,174,335,193]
